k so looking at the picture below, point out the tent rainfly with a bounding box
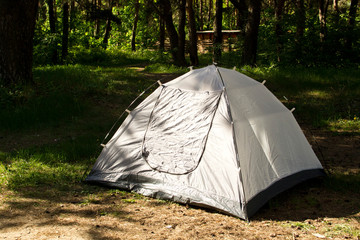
[85,65,325,220]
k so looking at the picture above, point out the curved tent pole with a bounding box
[100,78,166,147]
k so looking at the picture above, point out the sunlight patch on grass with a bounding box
[304,90,331,100]
[144,63,188,74]
[328,116,360,133]
[0,148,91,191]
[282,221,315,231]
[324,223,360,238]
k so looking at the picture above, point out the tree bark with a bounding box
[159,14,165,51]
[294,0,305,61]
[103,19,112,48]
[199,0,204,30]
[242,0,261,66]
[274,0,286,62]
[0,0,39,87]
[62,1,69,62]
[47,0,58,64]
[178,0,187,66]
[70,0,76,31]
[131,0,140,51]
[94,0,101,37]
[295,0,305,43]
[213,0,222,63]
[345,0,359,50]
[208,0,213,29]
[230,0,247,36]
[187,0,199,66]
[102,0,113,48]
[318,0,329,42]
[153,0,187,66]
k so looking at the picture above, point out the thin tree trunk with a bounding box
[102,0,113,49]
[242,0,261,66]
[131,0,140,51]
[294,0,305,61]
[0,0,39,87]
[102,19,111,48]
[345,0,359,50]
[178,0,187,66]
[62,1,69,62]
[318,0,329,42]
[274,0,286,62]
[230,0,247,36]
[208,0,213,28]
[47,0,58,64]
[159,0,186,66]
[213,0,222,63]
[295,0,305,43]
[70,0,76,31]
[94,0,101,37]
[187,0,199,66]
[199,0,204,30]
[159,15,165,51]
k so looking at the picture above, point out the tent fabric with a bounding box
[85,65,324,220]
[142,86,222,174]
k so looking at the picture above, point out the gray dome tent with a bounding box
[85,65,324,220]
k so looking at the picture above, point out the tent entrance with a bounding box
[142,86,222,174]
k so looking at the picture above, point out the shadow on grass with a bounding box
[253,176,360,221]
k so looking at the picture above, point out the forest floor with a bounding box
[0,65,359,239]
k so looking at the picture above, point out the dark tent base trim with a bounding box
[246,168,326,218]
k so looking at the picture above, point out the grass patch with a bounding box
[325,223,360,238]
[144,63,188,74]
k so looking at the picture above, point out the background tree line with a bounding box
[0,0,359,88]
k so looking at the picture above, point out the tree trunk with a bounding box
[213,0,222,63]
[94,0,101,37]
[102,19,112,48]
[47,0,58,64]
[295,0,305,43]
[208,0,213,29]
[187,0,199,66]
[159,15,165,51]
[318,0,329,42]
[274,0,286,62]
[62,1,69,62]
[199,0,204,30]
[0,0,39,87]
[294,0,305,61]
[157,0,186,66]
[131,0,140,51]
[242,0,261,66]
[178,0,187,66]
[230,0,247,36]
[70,0,76,31]
[102,0,113,49]
[345,0,359,50]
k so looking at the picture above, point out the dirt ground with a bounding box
[0,127,359,240]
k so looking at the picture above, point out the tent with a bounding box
[85,65,324,220]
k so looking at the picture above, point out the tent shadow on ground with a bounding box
[252,177,360,222]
